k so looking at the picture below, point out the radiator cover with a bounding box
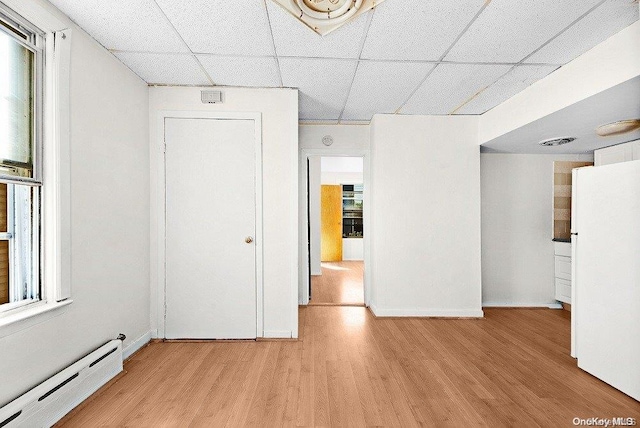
[0,339,123,427]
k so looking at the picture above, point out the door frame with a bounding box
[156,111,263,338]
[299,149,371,306]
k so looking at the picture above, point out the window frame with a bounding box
[0,0,73,333]
[0,6,44,314]
[0,4,45,186]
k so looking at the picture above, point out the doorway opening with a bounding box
[308,156,364,306]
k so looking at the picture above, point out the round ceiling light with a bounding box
[295,0,363,25]
[538,137,576,147]
[595,119,640,137]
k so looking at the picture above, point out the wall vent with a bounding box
[539,137,576,147]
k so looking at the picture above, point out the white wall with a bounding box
[308,157,321,275]
[481,154,593,306]
[321,157,364,184]
[321,172,363,184]
[149,86,299,339]
[299,125,370,151]
[369,115,482,317]
[321,156,364,172]
[0,0,149,406]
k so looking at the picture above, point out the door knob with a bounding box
[245,236,254,244]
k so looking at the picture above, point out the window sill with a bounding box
[0,300,72,339]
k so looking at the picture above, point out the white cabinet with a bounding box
[342,238,363,261]
[594,140,640,166]
[554,242,572,304]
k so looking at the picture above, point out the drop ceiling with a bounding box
[48,0,638,123]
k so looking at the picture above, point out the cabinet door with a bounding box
[321,185,342,261]
[594,144,633,166]
[555,278,571,304]
[632,140,640,161]
[554,256,571,280]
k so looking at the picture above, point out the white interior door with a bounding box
[165,118,257,339]
[575,160,640,401]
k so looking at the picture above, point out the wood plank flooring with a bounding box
[310,261,364,305]
[57,307,640,427]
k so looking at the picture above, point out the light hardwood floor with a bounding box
[310,261,364,305]
[57,307,639,427]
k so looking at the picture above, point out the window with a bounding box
[0,6,43,313]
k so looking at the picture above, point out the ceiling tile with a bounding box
[114,53,211,85]
[400,63,512,115]
[525,0,639,64]
[279,58,357,120]
[457,65,558,114]
[266,1,369,59]
[47,0,188,52]
[360,0,485,61]
[445,0,603,63]
[155,0,274,56]
[197,55,281,87]
[342,61,435,121]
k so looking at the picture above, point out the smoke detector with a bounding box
[270,0,386,35]
[322,135,334,146]
[539,137,576,147]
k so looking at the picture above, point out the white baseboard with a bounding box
[123,331,152,360]
[483,302,563,309]
[369,307,484,318]
[150,328,159,339]
[262,330,293,339]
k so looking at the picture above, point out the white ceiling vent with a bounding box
[270,0,386,35]
[539,137,576,147]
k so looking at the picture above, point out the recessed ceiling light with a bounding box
[538,137,576,147]
[595,119,640,137]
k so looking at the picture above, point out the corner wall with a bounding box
[369,115,482,317]
[481,153,593,306]
[149,86,299,339]
[0,0,150,406]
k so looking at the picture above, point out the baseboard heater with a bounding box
[0,336,125,427]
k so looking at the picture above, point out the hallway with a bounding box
[310,261,364,306]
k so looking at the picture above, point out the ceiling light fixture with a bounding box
[271,0,386,35]
[595,119,640,137]
[295,0,363,25]
[538,137,576,147]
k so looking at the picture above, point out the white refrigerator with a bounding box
[572,160,640,401]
